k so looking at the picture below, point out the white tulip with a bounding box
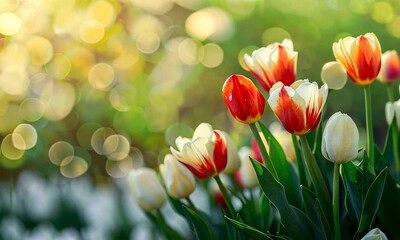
[321,61,347,90]
[160,154,196,199]
[321,112,359,164]
[128,168,166,211]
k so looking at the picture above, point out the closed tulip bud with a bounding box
[321,61,347,90]
[128,168,167,211]
[360,228,388,240]
[160,154,196,199]
[234,147,259,189]
[222,74,265,124]
[377,50,400,83]
[244,39,298,92]
[321,112,359,164]
[385,100,400,129]
[170,123,228,179]
[221,131,241,174]
[268,80,328,135]
[333,33,381,86]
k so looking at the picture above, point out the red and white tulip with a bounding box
[268,80,328,135]
[244,39,297,92]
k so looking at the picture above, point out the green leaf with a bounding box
[301,186,319,226]
[182,205,215,240]
[251,158,317,239]
[354,167,388,239]
[145,211,184,240]
[377,173,400,239]
[341,161,363,224]
[258,123,302,208]
[225,216,273,240]
[260,193,271,231]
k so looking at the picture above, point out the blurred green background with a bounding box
[0,0,399,238]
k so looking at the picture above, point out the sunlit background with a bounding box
[0,0,399,239]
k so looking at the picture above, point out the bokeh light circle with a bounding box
[12,123,38,150]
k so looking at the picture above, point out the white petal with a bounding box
[193,123,213,139]
[221,131,240,174]
[175,136,191,151]
[321,61,347,90]
[385,102,394,125]
[281,39,294,50]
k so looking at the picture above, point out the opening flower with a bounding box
[222,74,265,124]
[244,39,298,92]
[170,123,228,179]
[333,33,381,86]
[268,80,328,135]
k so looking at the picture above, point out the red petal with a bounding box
[213,131,228,174]
[271,45,296,87]
[274,87,305,134]
[355,36,381,82]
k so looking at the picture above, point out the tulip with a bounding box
[222,74,265,124]
[170,123,227,179]
[220,131,241,174]
[332,33,381,86]
[244,39,297,92]
[360,228,388,240]
[268,80,328,135]
[377,50,400,84]
[128,168,167,212]
[160,154,196,199]
[321,112,359,164]
[321,61,347,90]
[385,100,400,129]
[234,146,259,189]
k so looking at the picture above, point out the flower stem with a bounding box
[292,134,308,186]
[185,197,200,214]
[387,84,400,181]
[249,123,277,179]
[364,85,375,167]
[214,175,236,218]
[299,135,332,224]
[333,164,340,240]
[386,83,395,102]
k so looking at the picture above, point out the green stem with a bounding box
[299,135,332,225]
[186,197,199,213]
[292,134,308,186]
[214,175,236,218]
[386,83,395,102]
[333,164,340,240]
[249,123,278,179]
[393,123,400,183]
[387,84,400,182]
[364,85,375,167]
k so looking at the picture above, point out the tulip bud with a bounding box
[222,74,265,124]
[321,112,359,164]
[128,168,167,211]
[221,131,241,174]
[321,61,347,90]
[160,154,196,199]
[385,102,394,125]
[360,228,388,240]
[377,50,400,84]
[385,100,400,129]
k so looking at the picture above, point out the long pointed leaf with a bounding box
[251,159,317,239]
[258,123,302,208]
[354,168,388,239]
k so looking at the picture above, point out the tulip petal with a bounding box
[180,137,217,178]
[268,86,306,134]
[212,130,228,174]
[193,123,213,139]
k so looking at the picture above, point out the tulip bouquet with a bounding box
[128,33,400,240]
